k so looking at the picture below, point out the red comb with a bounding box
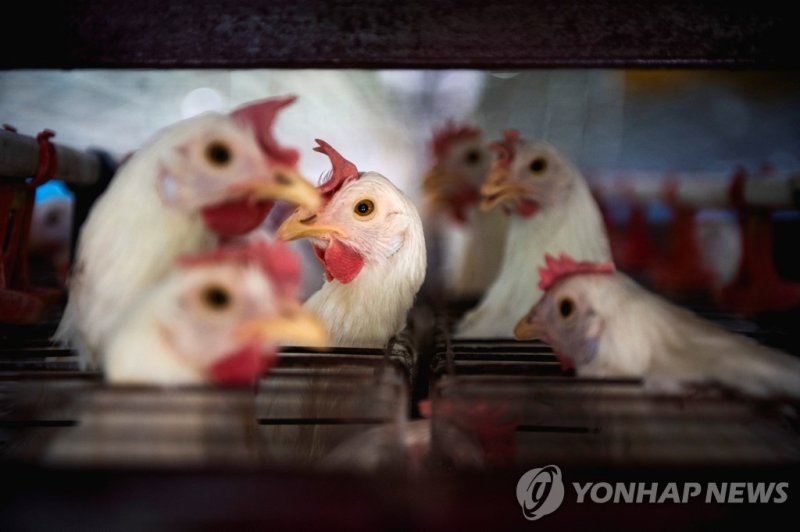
[179,239,301,299]
[431,121,482,160]
[230,95,300,167]
[314,139,360,202]
[489,129,520,171]
[538,253,615,291]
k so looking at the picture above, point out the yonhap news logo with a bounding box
[515,465,565,520]
[516,464,790,521]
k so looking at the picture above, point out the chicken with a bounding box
[422,123,507,298]
[55,96,321,368]
[28,196,73,285]
[514,253,800,398]
[277,139,426,348]
[105,238,327,386]
[423,123,490,225]
[456,131,611,337]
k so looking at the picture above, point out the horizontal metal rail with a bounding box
[0,129,101,186]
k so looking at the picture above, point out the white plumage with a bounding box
[515,260,800,398]
[105,239,326,385]
[451,208,509,298]
[457,136,610,337]
[279,141,426,348]
[302,184,426,348]
[55,100,318,368]
[57,118,218,367]
[422,125,507,298]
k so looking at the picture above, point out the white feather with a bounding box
[581,274,800,398]
[304,173,426,348]
[104,295,205,385]
[450,207,509,298]
[457,176,610,337]
[104,262,280,385]
[54,116,229,367]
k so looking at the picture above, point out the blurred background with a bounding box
[4,68,799,298]
[3,69,800,199]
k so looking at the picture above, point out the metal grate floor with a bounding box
[0,321,413,468]
[2,306,800,528]
[2,305,800,471]
[428,303,800,469]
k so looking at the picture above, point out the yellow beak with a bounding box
[276,210,346,241]
[235,304,329,348]
[514,314,545,341]
[479,168,528,212]
[230,166,322,211]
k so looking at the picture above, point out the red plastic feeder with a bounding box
[0,129,65,323]
[648,177,715,297]
[717,169,800,315]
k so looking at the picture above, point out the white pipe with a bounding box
[675,178,730,209]
[743,175,796,209]
[0,129,101,186]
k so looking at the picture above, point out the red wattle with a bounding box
[553,351,574,372]
[314,239,364,284]
[201,199,273,237]
[209,344,279,386]
[448,187,480,225]
[312,245,333,282]
[516,199,539,218]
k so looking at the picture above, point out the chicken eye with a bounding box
[464,149,481,165]
[354,199,375,217]
[205,141,232,167]
[529,157,547,173]
[201,284,232,311]
[44,209,61,227]
[558,297,574,319]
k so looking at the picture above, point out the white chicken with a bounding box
[277,139,426,348]
[56,96,321,368]
[514,253,800,398]
[105,238,327,386]
[421,123,508,298]
[29,195,73,285]
[457,131,611,337]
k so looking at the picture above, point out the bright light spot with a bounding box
[490,72,520,80]
[181,87,226,118]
